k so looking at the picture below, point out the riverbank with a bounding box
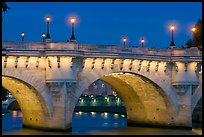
[74,106,126,115]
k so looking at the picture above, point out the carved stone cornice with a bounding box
[46,82,65,95]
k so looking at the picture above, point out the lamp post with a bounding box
[45,16,51,41]
[69,16,76,42]
[191,26,196,47]
[122,37,127,46]
[21,32,24,42]
[169,24,176,48]
[42,33,46,42]
[141,37,144,47]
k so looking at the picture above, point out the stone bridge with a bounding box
[2,41,202,130]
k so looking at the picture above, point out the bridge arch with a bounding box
[2,69,54,129]
[74,70,178,126]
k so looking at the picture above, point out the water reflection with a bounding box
[2,110,23,133]
[12,110,22,118]
[72,111,127,134]
[2,110,202,135]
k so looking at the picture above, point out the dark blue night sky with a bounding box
[2,2,202,49]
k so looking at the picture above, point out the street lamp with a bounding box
[122,37,127,46]
[42,33,46,42]
[191,26,197,48]
[45,16,51,41]
[21,32,25,42]
[169,24,176,48]
[141,37,144,47]
[69,16,77,42]
[192,27,196,33]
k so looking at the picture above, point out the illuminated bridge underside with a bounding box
[2,76,47,129]
[100,73,173,126]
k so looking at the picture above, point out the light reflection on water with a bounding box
[2,110,201,135]
[2,110,127,135]
[72,111,127,134]
[2,110,23,133]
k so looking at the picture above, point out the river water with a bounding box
[2,110,202,135]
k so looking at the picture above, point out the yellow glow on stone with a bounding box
[100,72,171,123]
[2,76,46,128]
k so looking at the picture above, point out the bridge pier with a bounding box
[39,82,77,130]
[172,85,194,127]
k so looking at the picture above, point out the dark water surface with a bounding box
[2,110,202,135]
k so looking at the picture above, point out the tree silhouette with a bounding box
[185,19,202,50]
[2,87,8,101]
[2,2,10,12]
[192,19,202,50]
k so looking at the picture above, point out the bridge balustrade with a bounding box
[2,41,202,57]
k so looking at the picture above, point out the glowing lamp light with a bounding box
[170,25,175,31]
[70,17,76,23]
[21,32,25,42]
[121,114,126,118]
[122,37,127,46]
[46,16,50,22]
[42,33,46,38]
[21,32,25,37]
[42,33,46,42]
[192,27,196,32]
[123,37,127,42]
[141,38,144,44]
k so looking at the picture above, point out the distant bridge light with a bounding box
[78,111,82,115]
